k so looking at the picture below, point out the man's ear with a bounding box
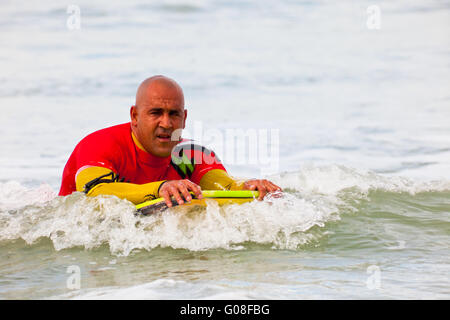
[183,109,187,129]
[130,106,138,127]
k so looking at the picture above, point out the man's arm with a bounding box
[76,166,203,207]
[77,166,281,206]
[199,169,282,200]
[76,166,165,204]
[158,170,282,207]
[198,169,246,190]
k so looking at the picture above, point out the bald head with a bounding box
[135,75,184,109]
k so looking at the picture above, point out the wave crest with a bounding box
[1,165,448,255]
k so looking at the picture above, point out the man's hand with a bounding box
[243,179,282,200]
[158,179,203,207]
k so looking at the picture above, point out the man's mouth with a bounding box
[156,133,172,142]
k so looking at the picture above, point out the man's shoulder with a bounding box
[174,139,216,155]
[173,139,223,165]
[73,123,132,155]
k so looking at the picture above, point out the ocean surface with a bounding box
[0,0,449,299]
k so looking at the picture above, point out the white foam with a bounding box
[1,166,448,256]
[269,164,450,196]
[0,181,56,211]
[0,185,336,255]
[55,278,270,300]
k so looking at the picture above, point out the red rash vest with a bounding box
[59,123,226,196]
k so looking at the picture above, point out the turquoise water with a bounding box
[0,0,449,299]
[1,169,449,299]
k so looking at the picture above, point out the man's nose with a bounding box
[159,112,172,129]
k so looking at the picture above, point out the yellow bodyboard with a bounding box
[136,190,259,215]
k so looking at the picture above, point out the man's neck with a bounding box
[131,131,147,153]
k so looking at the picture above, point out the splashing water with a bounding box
[1,165,449,258]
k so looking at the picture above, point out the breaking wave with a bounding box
[1,165,449,256]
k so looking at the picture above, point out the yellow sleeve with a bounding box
[76,166,166,204]
[199,169,246,191]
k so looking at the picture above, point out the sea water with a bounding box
[0,0,449,299]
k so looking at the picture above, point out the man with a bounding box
[59,75,282,208]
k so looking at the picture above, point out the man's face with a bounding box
[131,97,187,157]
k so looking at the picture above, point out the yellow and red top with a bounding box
[59,123,244,204]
